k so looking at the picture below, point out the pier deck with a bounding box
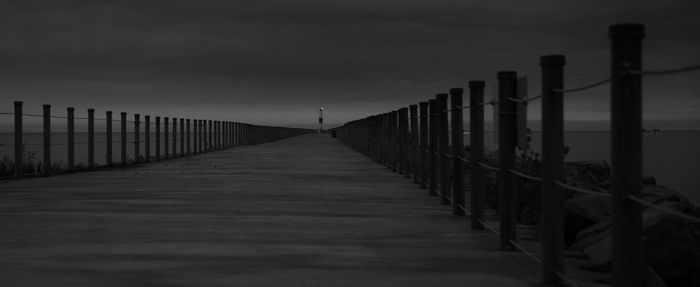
[0,134,539,286]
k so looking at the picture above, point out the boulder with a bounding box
[562,160,611,190]
[563,191,612,245]
[568,185,700,287]
[569,218,612,257]
[560,161,612,245]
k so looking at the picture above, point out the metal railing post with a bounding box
[541,55,566,286]
[187,119,191,155]
[410,104,419,184]
[419,102,429,188]
[450,88,465,215]
[200,120,204,153]
[88,109,95,169]
[164,117,169,159]
[121,112,127,165]
[437,93,449,205]
[145,115,151,162]
[134,114,140,163]
[610,23,644,287]
[13,101,22,179]
[67,107,74,171]
[469,81,486,230]
[398,107,408,176]
[379,114,384,165]
[391,111,398,171]
[172,117,177,157]
[180,118,185,156]
[208,120,212,151]
[106,111,112,166]
[193,119,197,154]
[43,104,51,176]
[428,99,438,196]
[235,122,239,147]
[156,116,161,161]
[497,71,518,250]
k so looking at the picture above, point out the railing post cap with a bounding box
[436,93,448,99]
[419,101,429,106]
[609,23,645,38]
[399,107,408,112]
[106,111,112,114]
[14,101,22,105]
[497,71,517,79]
[121,112,127,115]
[540,55,567,66]
[67,107,75,111]
[449,88,464,94]
[469,81,485,88]
[43,104,51,108]
[409,104,417,108]
[88,108,94,112]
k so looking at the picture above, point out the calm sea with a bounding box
[1,131,699,205]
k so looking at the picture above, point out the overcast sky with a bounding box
[1,0,699,130]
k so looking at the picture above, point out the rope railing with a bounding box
[631,64,700,76]
[553,180,612,198]
[477,218,500,237]
[498,64,699,105]
[507,94,543,104]
[21,113,45,118]
[478,161,499,172]
[554,77,611,94]
[626,195,700,223]
[509,239,542,264]
[477,99,498,106]
[508,168,543,182]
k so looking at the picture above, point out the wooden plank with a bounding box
[0,134,539,287]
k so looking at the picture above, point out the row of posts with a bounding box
[335,24,644,287]
[11,105,312,178]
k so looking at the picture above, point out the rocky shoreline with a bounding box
[467,149,700,287]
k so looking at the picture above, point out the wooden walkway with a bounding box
[0,134,539,286]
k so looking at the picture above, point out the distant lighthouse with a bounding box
[318,107,324,133]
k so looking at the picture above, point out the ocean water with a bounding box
[469,130,700,205]
[1,131,699,205]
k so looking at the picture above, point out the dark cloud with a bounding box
[1,0,699,128]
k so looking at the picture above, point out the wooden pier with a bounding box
[0,134,543,286]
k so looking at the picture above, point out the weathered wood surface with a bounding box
[0,134,539,286]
